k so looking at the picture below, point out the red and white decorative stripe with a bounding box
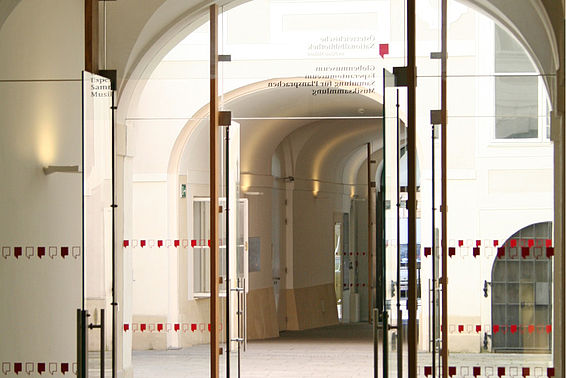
[123,322,220,333]
[336,252,368,257]
[422,365,555,377]
[122,239,210,248]
[422,239,554,259]
[443,323,551,335]
[1,246,81,260]
[1,362,76,375]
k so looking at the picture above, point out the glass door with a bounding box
[82,71,114,377]
[378,67,410,377]
[0,64,84,378]
[222,121,248,376]
[191,117,248,376]
[218,0,391,376]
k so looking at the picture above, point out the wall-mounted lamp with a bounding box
[313,180,320,198]
[277,176,294,182]
[43,165,80,175]
[243,191,263,196]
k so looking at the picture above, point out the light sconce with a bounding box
[241,186,263,196]
[277,176,294,182]
[43,165,80,175]
[243,191,263,196]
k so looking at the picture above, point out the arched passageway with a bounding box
[123,1,556,376]
[0,0,563,377]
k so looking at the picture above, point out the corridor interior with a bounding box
[126,324,551,378]
[119,0,554,376]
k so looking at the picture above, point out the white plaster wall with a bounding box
[128,118,186,348]
[0,0,84,366]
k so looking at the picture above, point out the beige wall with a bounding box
[0,0,84,367]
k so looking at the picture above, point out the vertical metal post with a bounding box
[84,0,99,74]
[210,5,220,378]
[77,309,82,378]
[379,69,391,378]
[432,123,437,377]
[432,124,437,377]
[381,105,388,378]
[440,0,449,376]
[237,277,242,378]
[101,309,105,378]
[553,9,565,376]
[383,310,389,377]
[396,89,403,378]
[81,72,85,313]
[373,308,379,378]
[225,125,230,378]
[111,90,117,378]
[407,0,418,376]
[77,309,87,378]
[87,310,106,377]
[428,280,432,350]
[243,277,247,351]
[80,72,87,378]
[367,143,373,323]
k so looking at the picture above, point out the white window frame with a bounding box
[491,25,551,144]
[191,197,249,298]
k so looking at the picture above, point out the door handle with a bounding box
[88,309,105,378]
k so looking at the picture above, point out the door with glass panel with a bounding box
[81,71,114,377]
[192,121,248,375]
[216,1,405,376]
[379,68,411,377]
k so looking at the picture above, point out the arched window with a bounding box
[491,222,552,352]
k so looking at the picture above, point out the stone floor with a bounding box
[129,323,553,377]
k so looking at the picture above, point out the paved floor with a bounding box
[130,324,552,377]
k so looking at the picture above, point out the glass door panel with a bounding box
[82,71,114,377]
[381,67,410,377]
[125,15,214,375]
[0,76,83,378]
[190,121,246,376]
[218,1,405,376]
[413,3,554,375]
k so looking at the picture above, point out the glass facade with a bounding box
[0,1,562,377]
[123,0,556,375]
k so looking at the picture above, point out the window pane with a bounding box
[495,25,536,73]
[506,261,520,282]
[495,76,538,139]
[536,261,549,281]
[521,261,534,281]
[520,282,534,303]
